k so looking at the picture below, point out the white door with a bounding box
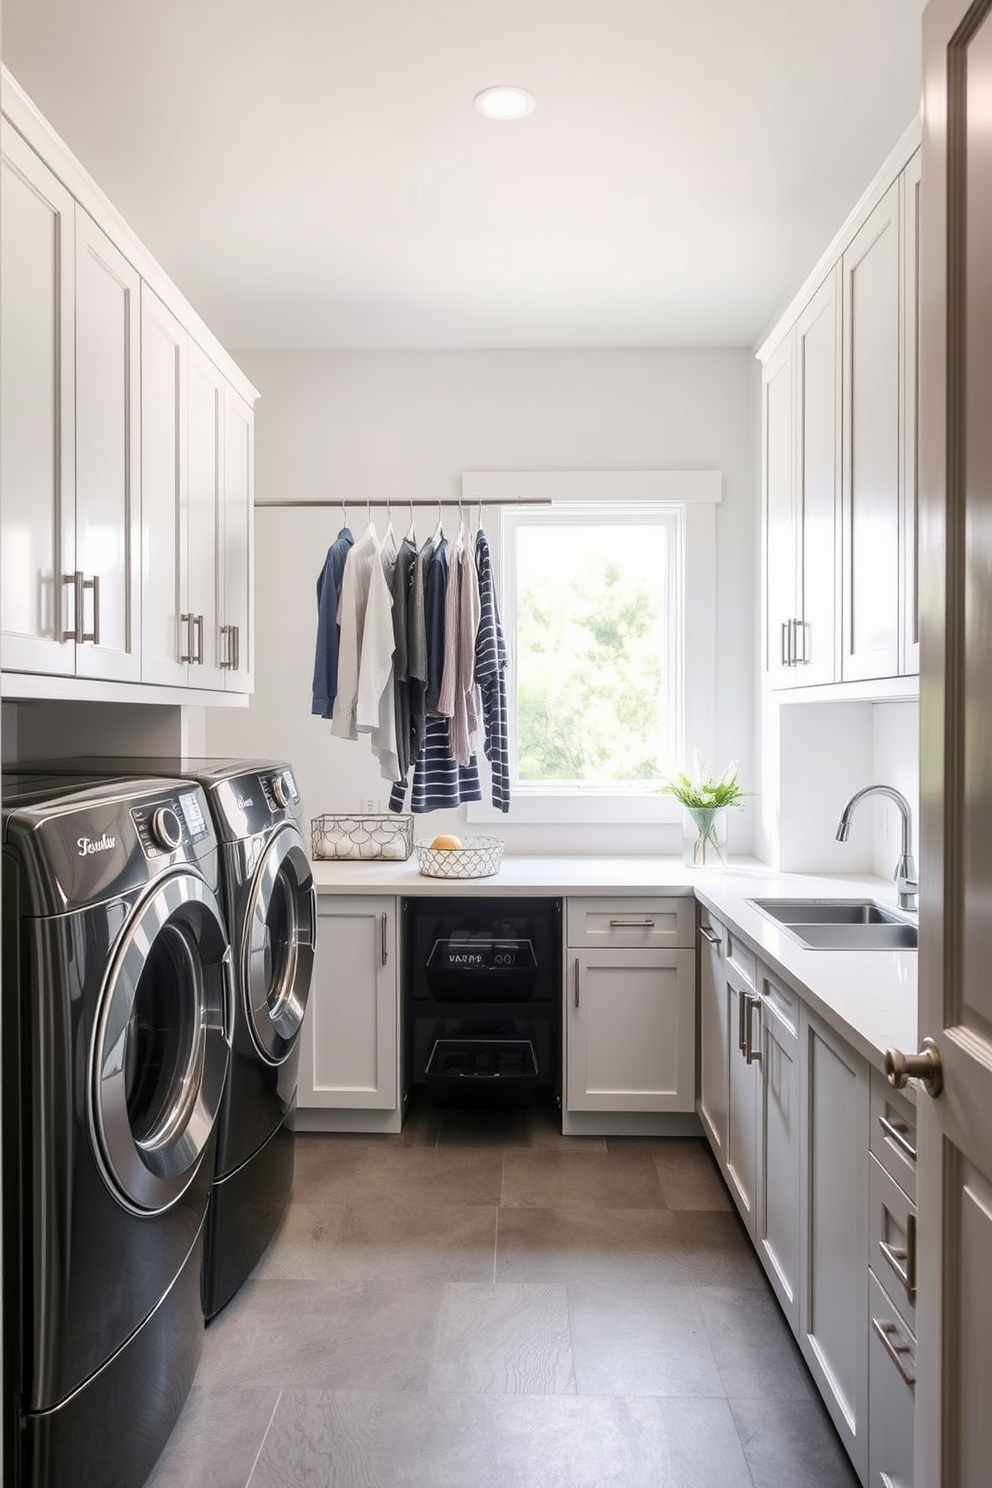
[916,4,992,1484]
[74,208,141,682]
[0,126,75,675]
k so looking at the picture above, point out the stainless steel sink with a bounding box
[748,898,918,951]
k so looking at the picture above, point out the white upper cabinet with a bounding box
[1,128,76,675]
[759,129,920,695]
[0,69,257,701]
[221,388,254,691]
[73,209,141,683]
[140,287,187,686]
[841,181,902,682]
[763,268,841,688]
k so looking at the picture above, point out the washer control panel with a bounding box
[261,768,299,813]
[131,790,212,857]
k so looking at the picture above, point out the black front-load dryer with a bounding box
[0,775,232,1488]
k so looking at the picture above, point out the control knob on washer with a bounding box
[150,806,183,852]
[271,772,291,808]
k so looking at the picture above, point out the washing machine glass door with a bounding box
[91,870,232,1215]
[242,822,316,1064]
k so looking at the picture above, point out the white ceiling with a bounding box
[2,0,925,352]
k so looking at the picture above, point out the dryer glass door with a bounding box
[92,870,232,1214]
[242,823,316,1064]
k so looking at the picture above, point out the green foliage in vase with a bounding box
[658,756,750,811]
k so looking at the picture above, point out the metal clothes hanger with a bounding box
[407,497,417,543]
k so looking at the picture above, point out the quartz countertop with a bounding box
[310,854,918,1076]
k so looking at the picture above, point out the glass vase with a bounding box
[681,806,729,868]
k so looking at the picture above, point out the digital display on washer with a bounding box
[178,790,210,841]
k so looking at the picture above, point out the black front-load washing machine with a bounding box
[7,756,318,1318]
[1,774,232,1488]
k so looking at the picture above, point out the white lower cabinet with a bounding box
[799,1007,870,1481]
[296,896,400,1130]
[754,966,801,1329]
[565,947,696,1112]
[564,897,696,1129]
[698,910,906,1486]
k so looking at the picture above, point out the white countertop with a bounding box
[310,854,918,1076]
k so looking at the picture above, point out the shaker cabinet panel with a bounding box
[140,286,188,686]
[842,181,902,682]
[800,1008,870,1479]
[73,208,141,682]
[795,266,841,686]
[300,897,399,1111]
[186,340,225,690]
[566,948,696,1113]
[763,334,798,687]
[0,127,75,675]
[221,388,254,690]
[697,911,729,1161]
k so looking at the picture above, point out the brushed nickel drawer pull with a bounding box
[608,918,656,928]
[574,957,580,1009]
[871,1316,916,1388]
[878,1112,917,1163]
[699,926,721,945]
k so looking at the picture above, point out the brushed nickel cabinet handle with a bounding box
[193,613,204,664]
[574,957,580,1009]
[179,612,194,663]
[232,623,240,671]
[80,574,100,644]
[781,621,790,666]
[878,1112,917,1164]
[738,987,747,1054]
[609,918,655,928]
[699,926,721,946]
[60,570,81,642]
[871,1315,916,1388]
[744,993,762,1064]
[381,912,388,966]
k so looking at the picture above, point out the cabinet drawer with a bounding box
[697,907,755,986]
[869,1152,917,1334]
[758,964,799,1038]
[567,896,693,949]
[870,1066,917,1203]
[868,1268,916,1488]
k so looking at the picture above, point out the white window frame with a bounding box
[462,470,720,825]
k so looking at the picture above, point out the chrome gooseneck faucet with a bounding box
[835,785,919,912]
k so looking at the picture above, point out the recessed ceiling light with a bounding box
[473,85,536,121]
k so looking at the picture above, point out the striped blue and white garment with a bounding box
[389,534,481,813]
[474,528,510,812]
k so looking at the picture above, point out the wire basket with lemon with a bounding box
[414,834,505,879]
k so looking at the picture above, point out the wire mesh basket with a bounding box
[311,813,413,861]
[415,836,505,879]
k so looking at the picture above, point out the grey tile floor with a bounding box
[146,1096,860,1488]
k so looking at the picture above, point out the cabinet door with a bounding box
[566,948,695,1113]
[221,386,253,691]
[900,148,921,678]
[186,340,224,688]
[763,332,798,686]
[842,181,902,681]
[800,1008,870,1479]
[725,964,760,1235]
[74,208,141,682]
[299,897,398,1110]
[795,266,841,686]
[140,285,188,685]
[755,967,801,1329]
[697,912,729,1162]
[1,127,75,675]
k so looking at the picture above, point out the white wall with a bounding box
[203,348,758,856]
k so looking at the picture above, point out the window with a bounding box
[504,503,681,790]
[463,470,720,824]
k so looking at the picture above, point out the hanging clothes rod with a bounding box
[254,498,553,508]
